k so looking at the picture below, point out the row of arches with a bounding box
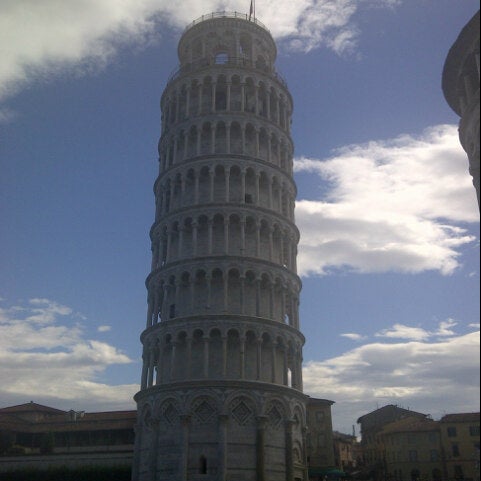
[138,390,305,429]
[179,21,276,70]
[151,212,298,271]
[133,387,306,480]
[161,74,291,134]
[159,118,293,173]
[141,325,304,390]
[155,164,296,220]
[146,267,300,328]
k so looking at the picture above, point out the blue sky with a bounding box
[0,0,479,434]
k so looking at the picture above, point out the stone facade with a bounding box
[442,10,480,209]
[132,12,309,481]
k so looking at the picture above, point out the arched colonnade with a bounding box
[141,321,304,391]
[161,74,292,135]
[155,163,296,221]
[146,266,300,328]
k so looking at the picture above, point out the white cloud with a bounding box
[295,125,479,277]
[304,326,480,433]
[0,298,137,410]
[98,325,112,332]
[375,324,429,341]
[0,0,398,113]
[341,333,367,341]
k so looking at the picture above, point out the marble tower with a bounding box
[133,12,309,481]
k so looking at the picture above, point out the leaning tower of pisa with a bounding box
[133,12,308,481]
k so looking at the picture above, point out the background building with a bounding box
[0,402,134,474]
[357,406,480,481]
[377,416,443,481]
[357,405,428,473]
[439,413,481,481]
[133,12,310,481]
[306,398,336,480]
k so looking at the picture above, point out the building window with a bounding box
[430,449,439,461]
[318,433,326,447]
[408,450,418,462]
[411,469,421,481]
[469,425,480,436]
[199,455,207,474]
[432,469,442,481]
[454,465,464,480]
[452,444,460,457]
[316,411,325,422]
[447,427,457,437]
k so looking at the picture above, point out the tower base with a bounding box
[132,381,308,481]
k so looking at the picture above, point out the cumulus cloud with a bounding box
[295,125,479,277]
[303,323,480,433]
[0,0,398,110]
[0,298,137,410]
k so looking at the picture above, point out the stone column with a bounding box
[256,337,262,379]
[269,227,274,261]
[152,291,160,325]
[219,414,229,480]
[192,222,198,256]
[226,122,231,154]
[170,342,177,380]
[166,229,172,263]
[224,217,229,254]
[212,82,217,112]
[178,227,185,259]
[211,124,216,154]
[196,126,202,155]
[221,336,228,377]
[240,335,246,379]
[186,337,193,378]
[226,82,231,112]
[255,172,260,204]
[241,169,247,202]
[141,351,149,389]
[225,168,231,202]
[271,341,277,383]
[148,348,155,387]
[223,273,229,311]
[285,419,295,481]
[150,419,160,480]
[208,219,213,255]
[180,415,190,481]
[268,178,273,209]
[266,90,271,119]
[209,169,215,202]
[203,335,210,378]
[240,275,246,315]
[256,416,268,481]
[194,172,200,203]
[206,274,212,308]
[146,296,153,328]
